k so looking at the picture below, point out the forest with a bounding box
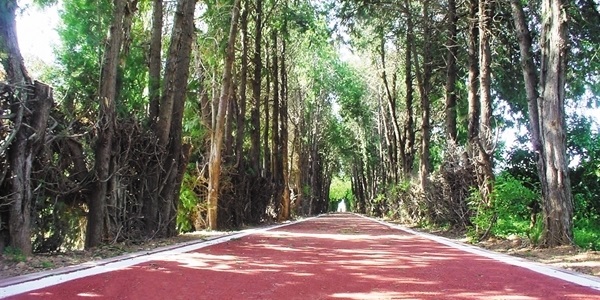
[0,0,599,256]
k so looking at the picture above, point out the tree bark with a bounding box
[271,30,284,217]
[207,0,242,229]
[235,0,249,168]
[538,0,573,247]
[445,0,458,143]
[278,21,290,221]
[0,0,33,255]
[413,0,433,191]
[86,0,127,249]
[148,0,163,127]
[467,0,480,158]
[510,0,546,242]
[402,0,415,179]
[379,33,400,184]
[510,0,542,153]
[153,0,196,236]
[249,0,262,175]
[477,0,494,207]
[142,0,162,233]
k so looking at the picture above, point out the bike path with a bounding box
[2,213,600,299]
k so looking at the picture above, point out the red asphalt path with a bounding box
[2,213,600,299]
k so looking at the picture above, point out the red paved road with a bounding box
[3,214,600,299]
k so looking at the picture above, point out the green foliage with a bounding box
[177,172,202,233]
[32,198,86,252]
[574,218,600,250]
[468,174,539,242]
[40,260,54,269]
[3,246,27,262]
[329,177,353,211]
[329,177,352,200]
[466,188,495,241]
[568,115,600,220]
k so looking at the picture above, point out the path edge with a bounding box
[358,213,600,292]
[0,216,318,298]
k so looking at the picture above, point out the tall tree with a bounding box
[147,0,163,127]
[537,0,573,246]
[477,0,495,215]
[235,0,249,168]
[467,0,480,159]
[85,0,128,248]
[207,0,242,229]
[413,0,434,191]
[511,0,574,247]
[249,0,262,175]
[0,0,53,254]
[444,0,458,143]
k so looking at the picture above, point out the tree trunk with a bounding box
[249,0,262,175]
[278,23,290,221]
[467,0,480,158]
[85,0,127,249]
[510,0,541,153]
[236,0,249,168]
[401,0,415,179]
[271,30,283,217]
[445,0,458,143]
[413,0,433,191]
[0,0,33,255]
[263,41,271,179]
[147,0,163,127]
[510,0,544,235]
[379,33,400,184]
[538,0,573,247]
[207,0,242,229]
[477,0,494,207]
[153,0,196,236]
[143,0,162,233]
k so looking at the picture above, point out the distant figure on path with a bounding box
[337,199,346,212]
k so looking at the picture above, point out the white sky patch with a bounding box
[16,0,61,65]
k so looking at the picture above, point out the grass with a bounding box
[3,246,27,263]
[574,218,600,250]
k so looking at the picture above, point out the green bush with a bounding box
[574,218,600,250]
[468,174,539,241]
[3,246,27,262]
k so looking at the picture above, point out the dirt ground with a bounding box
[1,224,599,281]
[420,228,600,278]
[0,231,228,280]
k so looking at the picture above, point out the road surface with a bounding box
[2,213,600,299]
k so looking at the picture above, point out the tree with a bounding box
[511,0,574,247]
[0,0,53,254]
[537,0,573,246]
[444,0,458,143]
[474,0,495,238]
[207,0,242,229]
[85,0,131,248]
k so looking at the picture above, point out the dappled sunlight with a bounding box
[9,214,600,299]
[331,291,439,299]
[76,292,103,297]
[27,292,54,297]
[453,291,539,299]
